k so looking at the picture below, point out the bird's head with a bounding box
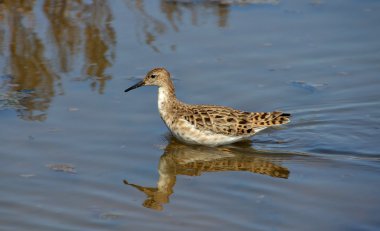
[124,67,171,92]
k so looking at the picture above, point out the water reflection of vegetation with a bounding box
[124,136,290,211]
[0,0,278,121]
[125,0,230,52]
[0,0,115,120]
[126,0,279,52]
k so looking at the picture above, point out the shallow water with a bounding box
[1,0,380,230]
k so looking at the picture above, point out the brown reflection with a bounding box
[43,0,116,94]
[125,0,167,52]
[81,0,115,94]
[126,0,279,52]
[43,0,82,73]
[125,0,231,52]
[0,0,59,121]
[0,0,115,120]
[124,136,290,211]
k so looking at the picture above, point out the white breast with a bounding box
[158,87,168,118]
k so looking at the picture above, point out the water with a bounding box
[1,0,380,230]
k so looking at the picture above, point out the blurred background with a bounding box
[0,1,379,230]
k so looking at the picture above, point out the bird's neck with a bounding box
[162,79,176,97]
[158,81,178,118]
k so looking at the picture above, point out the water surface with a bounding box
[1,1,380,230]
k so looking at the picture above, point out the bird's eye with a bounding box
[150,74,157,79]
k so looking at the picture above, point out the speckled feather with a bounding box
[163,101,290,136]
[176,105,290,136]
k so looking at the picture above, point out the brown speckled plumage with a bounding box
[125,67,291,146]
[176,105,290,136]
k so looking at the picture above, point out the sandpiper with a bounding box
[125,68,291,146]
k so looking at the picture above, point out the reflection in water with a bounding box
[80,0,115,94]
[0,0,115,120]
[125,0,228,52]
[126,0,278,52]
[0,1,59,121]
[43,0,83,74]
[126,0,167,52]
[43,0,116,95]
[160,0,231,30]
[0,0,278,120]
[124,136,290,211]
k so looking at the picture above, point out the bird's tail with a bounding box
[252,111,291,126]
[269,112,291,125]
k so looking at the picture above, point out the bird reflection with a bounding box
[124,136,291,211]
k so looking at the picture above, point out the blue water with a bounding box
[1,1,380,230]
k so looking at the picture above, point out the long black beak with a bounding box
[124,80,144,92]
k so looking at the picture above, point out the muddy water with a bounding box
[1,1,380,230]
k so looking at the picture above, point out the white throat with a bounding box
[158,87,169,115]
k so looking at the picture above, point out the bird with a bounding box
[124,67,291,146]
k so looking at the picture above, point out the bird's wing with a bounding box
[178,105,290,136]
